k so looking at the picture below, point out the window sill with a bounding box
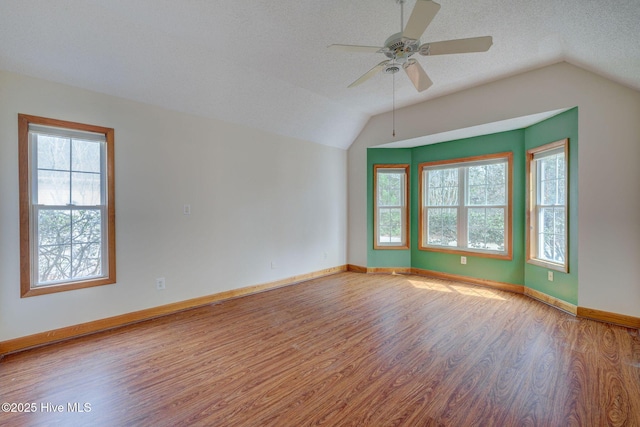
[419,245,512,260]
[374,244,410,250]
[527,258,568,273]
[21,276,116,298]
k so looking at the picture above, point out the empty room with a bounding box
[1,1,639,425]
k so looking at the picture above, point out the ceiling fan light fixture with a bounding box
[419,44,431,55]
[384,65,401,74]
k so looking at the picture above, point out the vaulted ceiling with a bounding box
[1,0,639,149]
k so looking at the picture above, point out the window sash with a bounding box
[31,132,107,207]
[377,206,406,245]
[535,206,565,264]
[32,205,108,286]
[424,205,507,252]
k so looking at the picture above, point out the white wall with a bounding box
[348,62,640,317]
[0,70,347,341]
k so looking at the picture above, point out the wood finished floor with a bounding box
[1,272,639,426]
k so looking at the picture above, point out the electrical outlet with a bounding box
[183,204,191,215]
[548,271,554,281]
[323,252,328,260]
[461,256,467,265]
[271,261,277,269]
[156,277,166,290]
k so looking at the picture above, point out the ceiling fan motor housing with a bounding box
[382,32,420,65]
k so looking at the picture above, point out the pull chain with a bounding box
[392,69,396,138]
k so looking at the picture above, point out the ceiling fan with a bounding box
[328,0,493,92]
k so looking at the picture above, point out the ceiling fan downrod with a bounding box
[397,0,405,33]
[393,0,406,138]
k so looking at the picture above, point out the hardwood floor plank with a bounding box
[1,272,639,426]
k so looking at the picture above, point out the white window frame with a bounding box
[374,164,409,249]
[527,139,569,272]
[419,152,513,260]
[19,114,116,297]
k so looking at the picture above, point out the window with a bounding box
[374,164,409,249]
[19,114,116,297]
[419,152,512,259]
[527,139,568,272]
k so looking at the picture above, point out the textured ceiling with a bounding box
[1,0,639,149]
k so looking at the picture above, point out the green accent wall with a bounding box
[367,149,412,267]
[367,108,578,305]
[524,108,579,304]
[410,130,526,285]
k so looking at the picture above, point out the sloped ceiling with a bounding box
[1,0,639,149]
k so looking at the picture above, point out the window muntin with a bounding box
[19,115,116,297]
[527,140,568,272]
[419,153,512,259]
[374,165,409,249]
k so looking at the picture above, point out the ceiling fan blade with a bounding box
[403,0,441,41]
[403,59,432,92]
[348,60,390,88]
[419,36,493,56]
[327,44,383,53]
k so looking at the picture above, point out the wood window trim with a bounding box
[418,152,513,260]
[18,114,116,297]
[526,139,569,273]
[373,164,410,250]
